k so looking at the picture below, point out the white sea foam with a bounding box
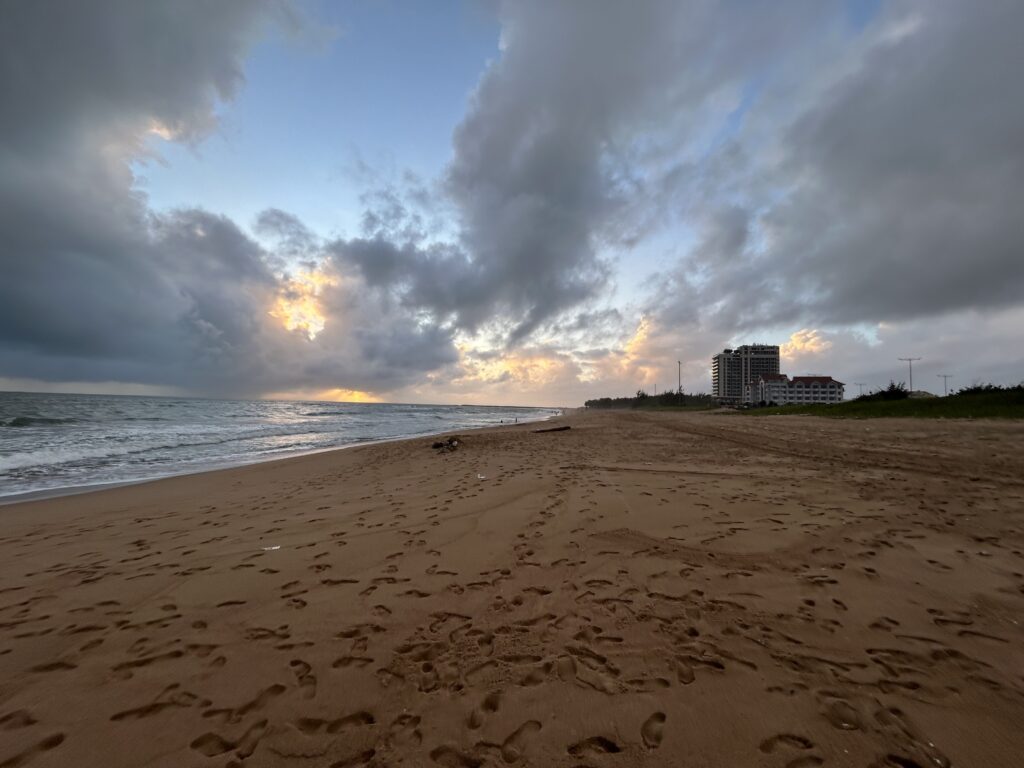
[0,392,557,498]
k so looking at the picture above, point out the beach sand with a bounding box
[1,410,1023,767]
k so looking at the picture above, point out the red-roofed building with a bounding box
[744,373,845,405]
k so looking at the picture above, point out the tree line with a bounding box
[584,390,716,409]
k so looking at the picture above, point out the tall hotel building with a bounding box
[711,344,780,404]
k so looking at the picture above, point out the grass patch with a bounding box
[746,389,1024,419]
[629,403,718,411]
[585,402,717,412]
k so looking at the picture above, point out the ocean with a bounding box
[0,392,557,500]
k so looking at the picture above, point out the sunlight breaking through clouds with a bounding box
[781,328,833,360]
[269,270,338,340]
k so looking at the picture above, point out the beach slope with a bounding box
[1,411,1023,767]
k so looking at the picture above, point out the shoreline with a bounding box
[1,410,1022,767]
[0,410,561,506]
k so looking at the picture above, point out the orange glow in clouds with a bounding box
[460,347,566,387]
[607,316,656,384]
[781,328,833,359]
[264,387,382,403]
[315,388,382,403]
[269,271,337,340]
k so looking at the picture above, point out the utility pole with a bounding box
[898,357,921,393]
[677,360,681,394]
[937,374,952,397]
[854,383,867,397]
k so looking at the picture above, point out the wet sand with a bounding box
[1,410,1023,767]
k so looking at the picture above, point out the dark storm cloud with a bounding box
[0,0,457,395]
[0,207,277,391]
[0,1,284,387]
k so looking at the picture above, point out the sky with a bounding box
[1,0,1022,406]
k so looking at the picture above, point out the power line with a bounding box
[937,373,953,397]
[853,382,867,397]
[898,357,922,393]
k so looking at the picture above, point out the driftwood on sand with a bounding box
[431,436,462,452]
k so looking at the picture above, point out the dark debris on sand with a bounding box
[432,436,462,453]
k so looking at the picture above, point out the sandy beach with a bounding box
[1,410,1023,768]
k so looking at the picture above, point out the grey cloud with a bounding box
[338,1,823,346]
[653,1,1024,339]
[6,0,1021,403]
[0,1,287,392]
[329,238,477,319]
[0,0,457,397]
[254,208,317,259]
[446,1,716,341]
[557,309,625,337]
[0,0,290,151]
[0,207,277,391]
[355,324,458,374]
[776,0,1024,324]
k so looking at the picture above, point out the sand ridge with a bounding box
[0,410,1023,767]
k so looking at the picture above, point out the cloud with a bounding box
[0,2,283,386]
[2,1,1022,406]
[336,0,827,346]
[254,208,317,260]
[781,329,833,361]
[653,1,1024,334]
[761,0,1024,326]
[0,1,459,398]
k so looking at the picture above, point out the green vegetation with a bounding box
[746,383,1024,419]
[585,390,716,411]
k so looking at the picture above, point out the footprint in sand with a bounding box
[820,698,862,731]
[500,720,542,763]
[294,710,374,735]
[190,719,267,759]
[467,691,501,729]
[641,712,666,749]
[388,713,423,746]
[290,659,317,699]
[0,710,37,730]
[0,732,65,765]
[112,685,205,721]
[759,733,814,754]
[329,748,377,767]
[567,736,621,757]
[202,684,285,725]
[430,745,482,767]
[676,657,696,684]
[333,656,374,669]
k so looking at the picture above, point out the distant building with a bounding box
[711,344,780,404]
[744,372,791,405]
[744,374,845,405]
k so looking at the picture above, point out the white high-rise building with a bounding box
[711,344,780,403]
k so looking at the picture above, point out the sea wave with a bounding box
[0,392,557,498]
[2,416,78,428]
[0,427,324,473]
